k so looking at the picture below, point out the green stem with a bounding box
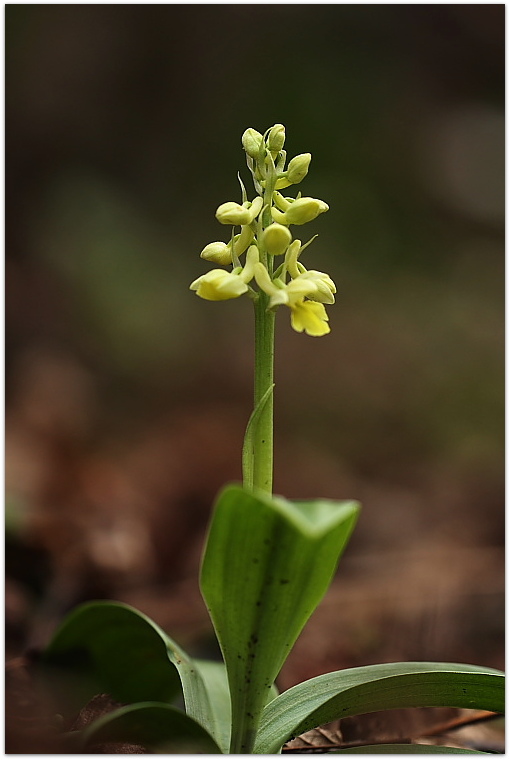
[252,291,275,495]
[232,294,275,752]
[234,142,277,753]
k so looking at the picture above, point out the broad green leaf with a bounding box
[80,701,221,753]
[41,601,227,748]
[200,484,360,752]
[254,662,504,754]
[332,744,490,754]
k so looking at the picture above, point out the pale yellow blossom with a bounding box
[190,269,249,301]
[290,300,330,336]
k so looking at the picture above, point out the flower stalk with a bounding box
[252,290,275,495]
[190,124,334,498]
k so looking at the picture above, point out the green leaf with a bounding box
[41,601,183,714]
[193,659,277,754]
[80,701,221,753]
[332,744,490,754]
[41,601,229,749]
[242,384,274,490]
[254,662,504,753]
[200,484,360,753]
[193,659,232,753]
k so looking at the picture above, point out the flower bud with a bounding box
[190,269,248,301]
[286,153,311,185]
[242,128,264,159]
[267,123,285,154]
[284,197,329,225]
[200,241,232,266]
[262,223,292,256]
[215,201,252,226]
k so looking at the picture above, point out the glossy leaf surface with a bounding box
[200,484,360,752]
[255,662,504,753]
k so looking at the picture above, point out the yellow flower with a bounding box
[240,245,259,281]
[190,269,249,301]
[271,197,329,226]
[200,241,233,266]
[273,191,292,212]
[216,202,252,225]
[290,300,330,337]
[267,275,317,308]
[200,226,256,266]
[265,270,336,308]
[215,197,263,226]
[294,270,336,304]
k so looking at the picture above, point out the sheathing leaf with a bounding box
[200,484,359,751]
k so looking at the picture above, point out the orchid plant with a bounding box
[41,125,504,754]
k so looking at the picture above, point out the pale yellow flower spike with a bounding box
[192,124,334,337]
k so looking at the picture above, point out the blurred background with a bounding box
[6,4,504,688]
